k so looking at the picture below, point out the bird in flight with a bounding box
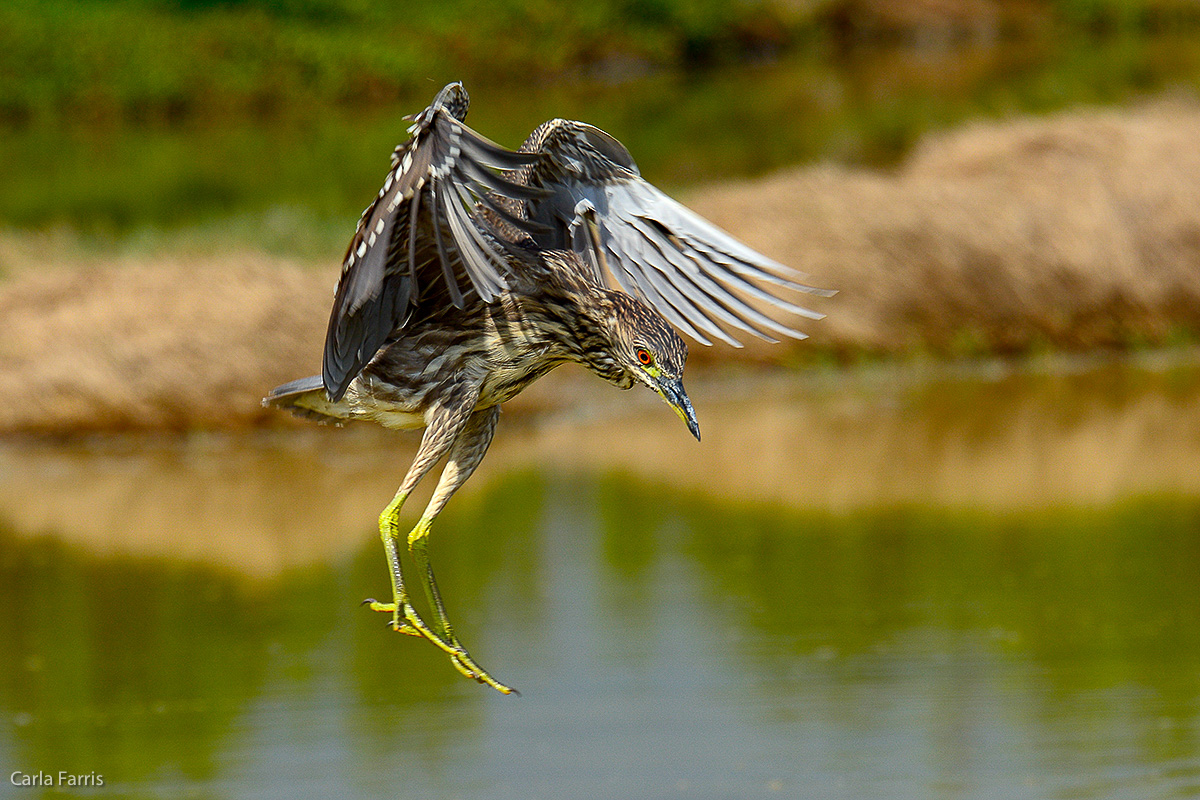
[265,82,830,694]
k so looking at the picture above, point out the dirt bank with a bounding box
[691,99,1200,357]
[4,101,1200,434]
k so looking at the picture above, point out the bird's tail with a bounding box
[262,375,353,424]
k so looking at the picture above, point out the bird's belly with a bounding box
[344,375,431,430]
[370,408,426,430]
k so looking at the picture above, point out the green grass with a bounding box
[8,1,1200,252]
[0,0,804,126]
[9,1,1200,126]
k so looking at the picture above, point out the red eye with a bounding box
[636,348,652,366]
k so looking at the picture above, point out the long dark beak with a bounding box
[659,377,701,442]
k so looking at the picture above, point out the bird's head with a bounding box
[607,293,700,441]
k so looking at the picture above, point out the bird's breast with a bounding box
[478,339,564,407]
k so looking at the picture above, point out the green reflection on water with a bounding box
[2,466,1199,798]
[1,536,266,784]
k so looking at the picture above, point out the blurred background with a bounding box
[5,1,1200,797]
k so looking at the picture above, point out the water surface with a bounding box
[3,359,1200,798]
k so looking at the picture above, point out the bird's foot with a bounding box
[427,634,520,696]
[362,598,424,638]
[363,598,517,695]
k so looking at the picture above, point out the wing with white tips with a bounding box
[520,120,833,347]
[322,84,547,401]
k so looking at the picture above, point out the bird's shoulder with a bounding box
[517,118,641,187]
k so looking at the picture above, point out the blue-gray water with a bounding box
[3,360,1200,799]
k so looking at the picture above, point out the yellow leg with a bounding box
[362,489,434,639]
[362,402,515,694]
[408,516,517,695]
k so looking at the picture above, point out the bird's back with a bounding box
[360,247,606,410]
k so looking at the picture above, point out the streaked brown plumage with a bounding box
[264,82,829,694]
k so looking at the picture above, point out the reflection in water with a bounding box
[7,357,1200,574]
[2,481,1200,798]
[2,361,1200,797]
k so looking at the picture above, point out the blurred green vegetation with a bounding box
[7,0,1200,251]
[0,0,800,127]
[7,0,1200,127]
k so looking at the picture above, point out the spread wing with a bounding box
[322,83,547,401]
[516,120,833,347]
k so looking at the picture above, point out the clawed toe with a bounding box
[442,643,518,695]
[364,595,517,693]
[362,598,425,637]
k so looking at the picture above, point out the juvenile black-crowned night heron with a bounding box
[265,82,831,694]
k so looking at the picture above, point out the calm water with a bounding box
[3,359,1200,799]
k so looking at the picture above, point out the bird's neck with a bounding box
[499,271,634,390]
[559,290,635,389]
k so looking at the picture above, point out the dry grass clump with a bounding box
[691,100,1200,359]
[0,253,329,433]
[6,101,1200,433]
